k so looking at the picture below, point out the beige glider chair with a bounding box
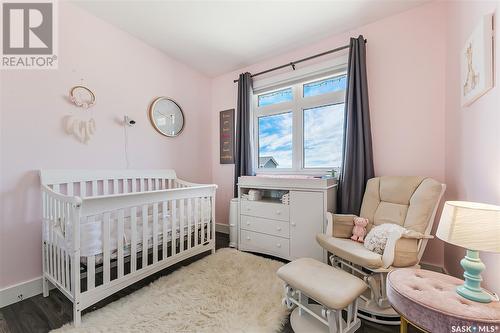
[317,176,445,324]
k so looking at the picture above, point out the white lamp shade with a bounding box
[436,201,500,252]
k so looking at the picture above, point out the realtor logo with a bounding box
[1,1,58,69]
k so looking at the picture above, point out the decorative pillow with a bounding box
[364,223,407,254]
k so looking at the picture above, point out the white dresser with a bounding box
[237,176,337,262]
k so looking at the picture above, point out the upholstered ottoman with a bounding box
[387,268,500,333]
[277,258,367,333]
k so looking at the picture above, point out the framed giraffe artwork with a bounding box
[461,13,494,107]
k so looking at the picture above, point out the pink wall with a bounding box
[210,2,447,266]
[0,3,212,289]
[444,1,500,294]
[3,0,497,296]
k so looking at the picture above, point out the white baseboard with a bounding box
[215,223,229,234]
[0,277,52,308]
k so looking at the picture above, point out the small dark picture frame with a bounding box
[219,109,235,164]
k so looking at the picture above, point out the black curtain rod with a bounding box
[233,39,366,83]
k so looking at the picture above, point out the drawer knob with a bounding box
[276,227,282,231]
[276,210,281,215]
[276,243,281,248]
[291,222,296,227]
[246,236,250,240]
[246,222,250,225]
[246,208,251,211]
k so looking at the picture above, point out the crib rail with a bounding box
[42,175,216,323]
[40,169,179,198]
[80,185,215,216]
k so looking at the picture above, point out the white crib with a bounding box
[40,169,217,326]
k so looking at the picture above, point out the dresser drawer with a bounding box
[240,215,289,238]
[240,230,289,258]
[240,200,289,221]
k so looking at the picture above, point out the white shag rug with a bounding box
[53,248,288,333]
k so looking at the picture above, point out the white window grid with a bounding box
[253,70,347,175]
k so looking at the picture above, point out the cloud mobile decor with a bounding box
[65,85,97,144]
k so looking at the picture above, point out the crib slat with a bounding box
[194,198,200,246]
[53,184,60,193]
[113,179,118,194]
[64,204,70,287]
[103,180,109,195]
[87,255,95,290]
[67,183,74,196]
[152,203,158,264]
[49,196,54,278]
[92,181,98,196]
[123,179,128,194]
[204,198,209,243]
[65,249,70,290]
[154,179,159,191]
[171,200,177,256]
[117,209,124,278]
[54,200,59,280]
[59,246,63,285]
[147,179,152,191]
[187,199,192,249]
[103,212,111,284]
[54,200,60,282]
[59,201,64,284]
[200,198,206,244]
[207,197,215,240]
[48,197,54,278]
[179,199,185,252]
[131,178,137,193]
[130,207,137,272]
[142,205,148,268]
[168,179,173,189]
[80,181,86,197]
[162,201,168,259]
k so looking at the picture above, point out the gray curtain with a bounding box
[338,36,374,215]
[234,72,254,197]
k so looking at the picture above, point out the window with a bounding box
[254,73,347,173]
[258,87,293,107]
[303,104,344,168]
[258,112,293,168]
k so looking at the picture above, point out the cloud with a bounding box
[304,104,344,168]
[258,103,344,169]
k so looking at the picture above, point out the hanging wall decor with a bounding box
[65,85,97,144]
[461,13,494,107]
[220,109,235,164]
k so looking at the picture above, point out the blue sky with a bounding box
[259,112,293,168]
[258,76,346,169]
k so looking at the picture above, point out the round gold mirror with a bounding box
[149,97,185,137]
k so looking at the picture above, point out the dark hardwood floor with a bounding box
[0,233,415,333]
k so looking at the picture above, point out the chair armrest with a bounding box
[382,229,405,268]
[325,212,356,238]
[402,230,434,239]
[382,230,431,268]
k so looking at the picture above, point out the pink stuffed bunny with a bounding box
[351,217,369,242]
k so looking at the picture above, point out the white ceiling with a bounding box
[74,0,428,77]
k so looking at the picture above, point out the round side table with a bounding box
[387,268,500,333]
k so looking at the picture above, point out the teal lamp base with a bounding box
[456,249,492,303]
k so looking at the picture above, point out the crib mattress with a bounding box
[83,223,204,265]
[44,209,211,259]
